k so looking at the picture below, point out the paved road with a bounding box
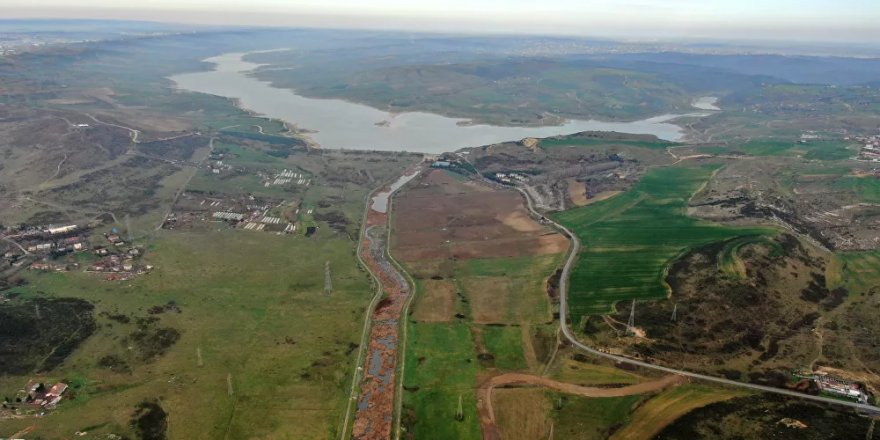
[510,183,880,414]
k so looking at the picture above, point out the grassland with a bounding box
[401,321,482,439]
[481,326,529,371]
[552,393,643,439]
[704,140,857,160]
[832,175,880,203]
[717,236,780,280]
[493,388,552,439]
[1,228,374,439]
[392,171,567,438]
[554,165,773,320]
[399,254,562,439]
[0,36,416,436]
[827,251,880,293]
[609,384,748,440]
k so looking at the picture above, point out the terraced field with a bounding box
[554,165,773,320]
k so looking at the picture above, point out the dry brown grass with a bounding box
[494,388,552,440]
[460,276,511,324]
[411,279,456,322]
[568,178,589,206]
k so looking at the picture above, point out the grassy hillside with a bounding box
[555,165,773,321]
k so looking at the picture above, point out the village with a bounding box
[851,133,880,163]
[162,191,315,236]
[0,222,154,282]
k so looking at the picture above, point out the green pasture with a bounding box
[550,393,642,440]
[401,321,482,439]
[481,325,528,371]
[1,229,371,439]
[555,165,773,320]
[833,175,880,203]
[827,251,880,294]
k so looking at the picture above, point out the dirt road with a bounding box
[477,373,688,439]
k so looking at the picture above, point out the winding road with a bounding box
[479,373,688,439]
[512,184,880,414]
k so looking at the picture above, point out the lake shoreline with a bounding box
[169,51,711,153]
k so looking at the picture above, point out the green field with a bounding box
[399,253,564,438]
[555,165,773,320]
[1,228,373,439]
[827,251,880,293]
[704,139,855,160]
[401,321,482,439]
[718,236,780,280]
[482,326,529,371]
[551,393,642,440]
[833,175,880,203]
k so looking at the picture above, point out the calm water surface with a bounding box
[170,52,705,153]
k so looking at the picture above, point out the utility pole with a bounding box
[324,261,332,295]
[671,303,678,322]
[455,394,464,421]
[626,299,636,336]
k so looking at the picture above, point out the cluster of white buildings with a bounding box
[848,134,880,162]
[267,169,310,187]
[212,212,246,221]
[494,172,530,184]
[794,371,870,404]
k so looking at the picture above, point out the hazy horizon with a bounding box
[4,0,880,44]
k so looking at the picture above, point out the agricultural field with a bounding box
[555,164,773,320]
[391,169,567,438]
[697,139,857,161]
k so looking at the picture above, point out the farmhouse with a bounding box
[7,381,70,409]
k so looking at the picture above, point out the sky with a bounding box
[4,0,880,43]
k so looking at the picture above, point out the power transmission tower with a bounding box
[626,299,636,336]
[324,261,332,295]
[125,214,133,243]
[455,394,464,421]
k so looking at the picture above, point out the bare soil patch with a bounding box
[567,178,589,206]
[494,388,552,440]
[393,170,566,262]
